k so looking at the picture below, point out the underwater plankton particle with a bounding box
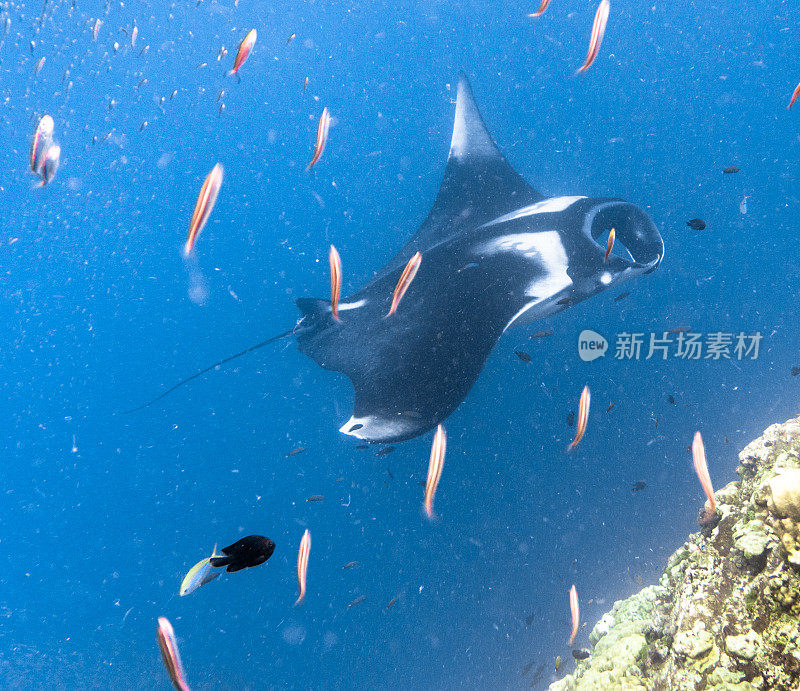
[229,28,256,76]
[30,114,54,175]
[568,584,579,645]
[295,529,311,605]
[329,245,342,321]
[184,163,223,256]
[691,431,716,517]
[603,227,615,262]
[567,386,590,450]
[789,81,800,109]
[577,0,610,74]
[156,617,190,691]
[307,107,331,171]
[528,0,551,18]
[388,251,422,316]
[423,424,447,518]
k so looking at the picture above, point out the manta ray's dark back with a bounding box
[295,73,663,443]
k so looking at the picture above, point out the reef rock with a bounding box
[549,416,800,691]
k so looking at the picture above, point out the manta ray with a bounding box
[134,73,663,443]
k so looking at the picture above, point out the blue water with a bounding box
[3,0,800,688]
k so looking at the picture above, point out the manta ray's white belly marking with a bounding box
[476,230,573,329]
[479,196,586,228]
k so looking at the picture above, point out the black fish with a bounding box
[572,649,591,661]
[566,411,575,427]
[686,219,706,230]
[348,595,367,608]
[374,446,395,456]
[556,297,572,306]
[354,444,370,449]
[515,351,532,363]
[525,612,535,627]
[668,395,675,405]
[130,74,663,443]
[529,330,553,339]
[613,291,630,302]
[209,535,275,573]
[723,166,740,174]
[632,481,646,492]
[285,446,305,457]
[792,367,800,377]
[306,495,324,502]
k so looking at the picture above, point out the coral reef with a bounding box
[549,416,800,690]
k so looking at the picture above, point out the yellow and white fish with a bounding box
[179,545,221,596]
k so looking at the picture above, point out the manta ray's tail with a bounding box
[121,327,295,414]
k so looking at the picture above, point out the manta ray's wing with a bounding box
[378,73,544,275]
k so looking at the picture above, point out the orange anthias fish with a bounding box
[568,585,579,645]
[692,431,716,523]
[184,163,223,256]
[388,252,421,316]
[307,107,331,171]
[229,28,256,76]
[156,617,190,691]
[423,424,447,519]
[604,227,615,262]
[329,245,342,321]
[568,386,590,450]
[528,0,551,18]
[30,114,54,175]
[577,0,610,73]
[295,529,311,605]
[789,81,800,109]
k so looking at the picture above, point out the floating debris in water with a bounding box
[686,218,706,230]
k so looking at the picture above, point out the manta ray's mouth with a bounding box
[585,200,664,272]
